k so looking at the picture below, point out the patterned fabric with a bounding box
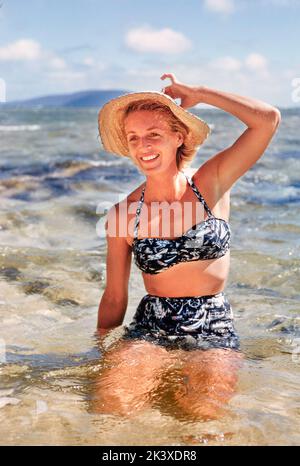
[123,292,240,351]
[132,171,231,275]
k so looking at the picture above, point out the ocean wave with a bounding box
[0,124,41,132]
[89,160,124,167]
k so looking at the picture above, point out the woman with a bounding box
[94,73,281,419]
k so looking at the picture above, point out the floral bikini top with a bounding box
[132,172,231,275]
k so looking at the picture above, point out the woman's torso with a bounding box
[125,166,231,297]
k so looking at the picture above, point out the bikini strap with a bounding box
[184,173,214,218]
[133,184,146,239]
[133,174,214,239]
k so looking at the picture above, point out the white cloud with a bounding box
[204,0,236,14]
[82,57,95,66]
[245,53,268,72]
[162,62,281,105]
[209,56,242,71]
[0,39,42,61]
[48,70,86,81]
[2,46,292,106]
[0,38,68,71]
[46,56,67,70]
[209,53,269,78]
[106,50,288,105]
[46,70,86,92]
[125,26,192,54]
[282,68,300,79]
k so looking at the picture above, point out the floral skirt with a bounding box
[123,292,240,351]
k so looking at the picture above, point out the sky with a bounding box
[0,0,299,107]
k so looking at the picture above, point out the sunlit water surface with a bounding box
[0,107,299,445]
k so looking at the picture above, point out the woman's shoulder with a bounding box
[105,184,143,224]
[126,181,146,204]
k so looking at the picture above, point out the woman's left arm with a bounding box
[161,74,281,193]
[194,85,281,192]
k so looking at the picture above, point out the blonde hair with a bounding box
[121,99,198,170]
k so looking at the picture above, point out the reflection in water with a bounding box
[1,331,299,445]
[87,332,245,422]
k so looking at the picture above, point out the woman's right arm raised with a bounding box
[97,202,132,334]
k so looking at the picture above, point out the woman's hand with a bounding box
[160,73,202,109]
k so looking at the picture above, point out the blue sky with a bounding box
[0,0,299,107]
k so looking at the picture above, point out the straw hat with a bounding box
[98,91,211,157]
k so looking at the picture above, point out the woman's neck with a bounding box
[144,169,187,203]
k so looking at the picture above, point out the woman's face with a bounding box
[123,110,183,173]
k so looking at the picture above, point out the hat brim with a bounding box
[98,91,211,157]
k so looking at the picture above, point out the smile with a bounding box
[140,154,160,161]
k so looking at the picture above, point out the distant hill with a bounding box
[0,89,131,108]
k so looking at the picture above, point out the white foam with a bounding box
[0,125,40,132]
[0,397,21,409]
[89,160,123,167]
